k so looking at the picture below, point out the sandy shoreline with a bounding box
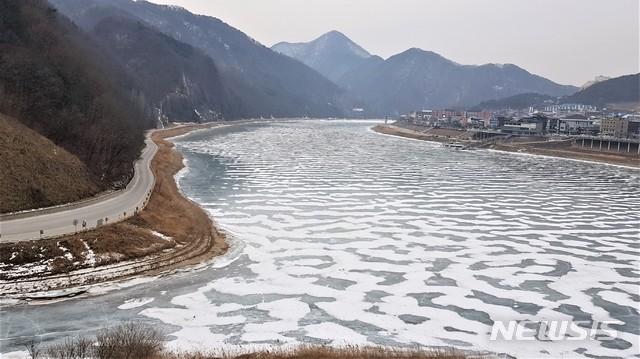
[372,124,640,169]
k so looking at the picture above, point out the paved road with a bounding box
[0,133,158,242]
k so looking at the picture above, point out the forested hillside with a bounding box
[471,93,557,110]
[471,74,640,110]
[42,0,250,122]
[90,15,248,121]
[566,73,640,109]
[0,0,149,197]
[51,0,352,118]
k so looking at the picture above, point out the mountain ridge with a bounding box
[273,31,578,115]
[471,74,640,111]
[566,73,639,110]
[53,0,351,119]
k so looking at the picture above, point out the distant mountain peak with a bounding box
[392,47,457,66]
[271,30,374,83]
[313,30,371,59]
[401,48,439,57]
[405,47,424,53]
[273,30,372,60]
[322,30,348,40]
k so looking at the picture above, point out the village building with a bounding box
[600,117,640,138]
[501,119,545,136]
[558,114,598,135]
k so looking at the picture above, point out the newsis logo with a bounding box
[490,320,621,342]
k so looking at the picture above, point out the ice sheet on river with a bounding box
[2,121,638,359]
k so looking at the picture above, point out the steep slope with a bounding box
[90,14,247,122]
[0,0,147,192]
[566,73,639,109]
[42,1,247,122]
[0,114,101,213]
[272,30,382,86]
[51,0,349,118]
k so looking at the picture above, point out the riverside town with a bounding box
[392,100,640,155]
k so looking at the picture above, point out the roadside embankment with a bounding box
[373,124,640,168]
[0,124,228,296]
[0,113,103,214]
[487,141,639,167]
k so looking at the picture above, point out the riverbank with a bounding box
[0,123,228,297]
[161,347,473,359]
[373,124,640,168]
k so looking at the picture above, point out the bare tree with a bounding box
[95,322,165,359]
[73,335,94,359]
[24,340,42,359]
[46,335,94,359]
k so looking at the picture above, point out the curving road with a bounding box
[0,132,158,243]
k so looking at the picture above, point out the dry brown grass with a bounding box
[141,130,215,244]
[36,323,478,359]
[0,124,227,283]
[0,215,176,279]
[159,345,473,359]
[0,113,102,213]
[40,322,165,359]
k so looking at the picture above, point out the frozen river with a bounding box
[2,120,639,358]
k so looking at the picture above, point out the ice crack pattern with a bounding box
[165,121,639,358]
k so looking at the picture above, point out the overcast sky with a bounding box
[147,0,639,86]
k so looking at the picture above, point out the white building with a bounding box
[558,114,597,134]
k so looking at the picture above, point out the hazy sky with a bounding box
[147,0,639,86]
